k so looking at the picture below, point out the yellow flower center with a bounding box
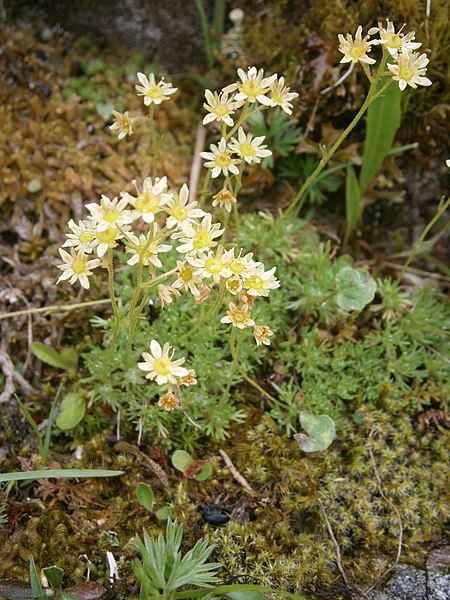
[172,205,188,220]
[118,115,131,129]
[179,266,194,282]
[239,141,256,157]
[231,308,247,324]
[97,227,118,243]
[135,192,160,213]
[239,79,263,100]
[146,84,165,101]
[245,275,264,292]
[385,33,402,48]
[71,258,87,275]
[79,232,94,244]
[271,90,283,104]
[102,208,121,223]
[227,278,242,293]
[398,65,413,81]
[215,152,232,167]
[205,257,223,275]
[153,357,172,376]
[193,230,212,250]
[229,259,245,275]
[214,103,229,117]
[138,242,156,260]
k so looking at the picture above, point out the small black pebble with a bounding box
[201,504,230,526]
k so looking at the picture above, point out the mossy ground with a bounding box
[0,4,449,599]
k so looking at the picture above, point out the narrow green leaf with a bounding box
[0,469,123,482]
[136,482,154,511]
[31,342,75,370]
[29,557,43,598]
[171,450,193,472]
[359,79,401,192]
[345,165,361,236]
[55,392,86,430]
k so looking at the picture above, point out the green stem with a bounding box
[106,249,120,349]
[283,59,392,220]
[194,0,214,68]
[229,329,279,404]
[400,196,450,277]
[226,100,250,140]
[199,169,212,207]
[148,104,158,178]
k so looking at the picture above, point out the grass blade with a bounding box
[0,469,123,482]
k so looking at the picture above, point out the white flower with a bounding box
[62,219,96,254]
[175,213,224,255]
[225,276,243,295]
[172,260,204,297]
[368,20,422,57]
[157,284,181,308]
[229,127,272,164]
[109,110,135,139]
[121,177,172,224]
[200,137,240,178]
[212,188,237,213]
[56,248,100,289]
[188,248,233,283]
[138,340,188,385]
[92,224,127,258]
[338,26,376,65]
[253,325,273,346]
[158,390,180,411]
[224,67,276,105]
[244,264,280,297]
[126,231,171,267]
[135,72,177,106]
[268,76,298,115]
[220,302,255,329]
[227,249,258,279]
[203,90,239,127]
[387,50,432,91]
[86,195,133,228]
[164,183,205,230]
[179,369,197,387]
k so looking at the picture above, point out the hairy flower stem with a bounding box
[148,104,158,178]
[199,169,211,207]
[229,329,278,403]
[232,162,245,232]
[283,51,391,221]
[106,249,120,350]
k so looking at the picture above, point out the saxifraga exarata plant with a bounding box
[55,18,431,428]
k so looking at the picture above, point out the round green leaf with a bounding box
[171,450,193,472]
[136,482,154,511]
[155,506,172,520]
[195,463,212,482]
[335,266,377,311]
[28,178,42,193]
[294,412,336,453]
[55,392,86,430]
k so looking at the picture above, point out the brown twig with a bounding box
[115,440,170,489]
[316,498,350,587]
[0,339,36,403]
[189,123,207,201]
[219,449,257,496]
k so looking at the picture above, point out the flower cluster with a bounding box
[57,67,284,414]
[199,66,298,193]
[338,20,431,90]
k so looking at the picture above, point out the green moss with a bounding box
[210,411,448,594]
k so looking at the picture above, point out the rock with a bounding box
[356,551,450,600]
[33,0,209,70]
